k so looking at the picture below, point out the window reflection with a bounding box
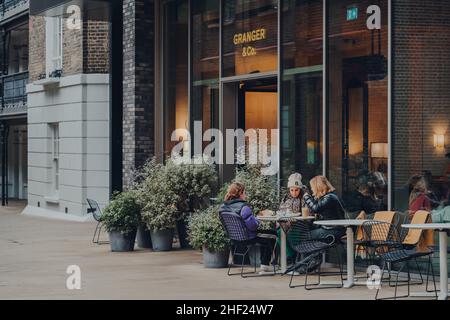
[222,0,278,77]
[327,0,389,211]
[163,0,189,157]
[281,0,324,185]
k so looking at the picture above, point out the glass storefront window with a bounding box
[327,0,389,212]
[222,0,278,77]
[163,0,189,157]
[281,0,323,185]
[191,0,220,155]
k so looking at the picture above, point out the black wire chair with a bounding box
[361,221,437,300]
[285,220,344,290]
[219,211,277,278]
[87,198,108,245]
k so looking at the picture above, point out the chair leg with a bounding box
[92,221,100,244]
[289,253,301,288]
[228,246,255,277]
[227,246,238,276]
[430,256,438,300]
[97,223,103,244]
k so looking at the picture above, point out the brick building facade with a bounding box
[19,0,450,221]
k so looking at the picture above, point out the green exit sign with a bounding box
[347,7,358,21]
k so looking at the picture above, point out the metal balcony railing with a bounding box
[0,0,29,19]
[0,71,28,115]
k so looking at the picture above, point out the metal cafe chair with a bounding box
[87,198,108,245]
[285,220,344,290]
[362,221,437,300]
[219,211,277,278]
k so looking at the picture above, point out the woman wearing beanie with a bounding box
[280,173,306,213]
[278,173,308,264]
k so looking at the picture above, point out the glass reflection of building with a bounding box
[158,0,450,215]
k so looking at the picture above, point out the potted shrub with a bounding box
[188,205,230,268]
[139,161,181,251]
[164,159,218,248]
[136,222,153,249]
[100,191,141,252]
[132,159,162,250]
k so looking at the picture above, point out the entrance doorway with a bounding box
[221,77,278,183]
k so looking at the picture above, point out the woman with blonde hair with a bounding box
[303,176,346,242]
[219,182,277,272]
[408,176,433,219]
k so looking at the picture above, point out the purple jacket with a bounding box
[219,199,260,239]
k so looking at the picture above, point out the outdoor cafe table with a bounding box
[402,223,450,300]
[258,214,315,273]
[314,219,369,288]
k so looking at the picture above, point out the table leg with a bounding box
[280,228,287,273]
[344,227,355,288]
[439,231,448,301]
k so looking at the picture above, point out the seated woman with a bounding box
[279,173,306,263]
[303,176,346,242]
[408,176,440,219]
[219,182,277,272]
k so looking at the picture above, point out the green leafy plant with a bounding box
[188,205,229,253]
[100,191,141,236]
[138,160,181,232]
[164,159,218,213]
[234,165,278,213]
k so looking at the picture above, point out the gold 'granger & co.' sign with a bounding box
[233,28,267,57]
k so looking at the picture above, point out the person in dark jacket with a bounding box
[303,176,346,242]
[343,182,379,216]
[219,182,277,272]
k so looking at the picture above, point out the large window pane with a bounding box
[222,0,278,77]
[327,0,389,211]
[163,0,189,156]
[191,0,220,155]
[281,0,323,185]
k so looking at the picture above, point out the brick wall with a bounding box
[393,0,450,207]
[28,16,46,81]
[28,14,110,81]
[63,18,83,76]
[83,20,110,74]
[122,0,155,188]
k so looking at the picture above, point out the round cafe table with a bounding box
[258,214,315,273]
[314,219,369,288]
[402,223,450,300]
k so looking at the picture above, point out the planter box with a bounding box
[150,229,175,252]
[137,224,153,249]
[203,247,230,268]
[109,230,137,252]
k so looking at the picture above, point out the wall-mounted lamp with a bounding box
[371,142,388,173]
[434,134,445,148]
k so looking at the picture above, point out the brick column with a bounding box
[122,0,155,188]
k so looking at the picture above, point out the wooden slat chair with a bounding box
[402,210,434,252]
[355,211,397,261]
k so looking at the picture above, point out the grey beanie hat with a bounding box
[288,173,304,189]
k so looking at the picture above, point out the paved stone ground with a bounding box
[0,201,439,300]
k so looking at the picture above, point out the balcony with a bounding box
[0,71,28,116]
[0,0,29,22]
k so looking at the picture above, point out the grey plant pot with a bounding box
[137,224,153,249]
[203,247,230,268]
[150,229,174,252]
[109,230,137,252]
